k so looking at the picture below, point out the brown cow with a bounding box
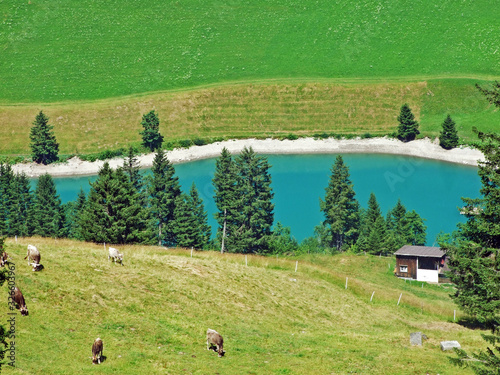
[206,329,225,357]
[13,287,28,316]
[0,251,9,267]
[92,338,103,364]
[25,245,40,266]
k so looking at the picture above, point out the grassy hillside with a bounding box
[1,79,498,157]
[1,0,498,103]
[1,237,486,374]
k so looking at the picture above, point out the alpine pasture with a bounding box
[1,238,485,374]
[0,0,499,156]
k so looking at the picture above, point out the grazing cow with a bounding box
[108,247,123,265]
[206,329,225,357]
[13,287,28,316]
[0,251,9,267]
[25,245,40,266]
[92,338,103,364]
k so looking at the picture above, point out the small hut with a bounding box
[394,245,449,283]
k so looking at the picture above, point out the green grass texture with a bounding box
[1,237,486,374]
[1,0,499,103]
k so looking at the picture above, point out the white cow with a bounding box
[25,245,40,266]
[108,247,123,265]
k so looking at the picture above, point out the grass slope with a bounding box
[1,0,499,103]
[1,237,485,374]
[1,79,499,156]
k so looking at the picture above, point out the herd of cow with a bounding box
[2,243,225,365]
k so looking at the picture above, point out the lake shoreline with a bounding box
[12,137,484,177]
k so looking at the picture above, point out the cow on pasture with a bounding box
[206,329,225,357]
[25,245,40,266]
[13,286,28,316]
[108,247,123,265]
[92,338,103,364]
[0,251,9,267]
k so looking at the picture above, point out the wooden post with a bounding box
[295,261,298,272]
[345,277,348,290]
[421,283,423,288]
[397,293,402,306]
[191,247,193,257]
[104,242,106,251]
[15,235,17,243]
[454,310,456,321]
[245,255,247,266]
[370,291,375,302]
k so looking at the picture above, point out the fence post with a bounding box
[191,247,193,257]
[397,293,402,306]
[370,291,375,302]
[345,277,348,290]
[295,261,298,272]
[245,255,247,266]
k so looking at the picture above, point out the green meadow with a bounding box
[0,0,499,157]
[1,238,486,374]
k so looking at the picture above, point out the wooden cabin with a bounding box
[394,245,449,283]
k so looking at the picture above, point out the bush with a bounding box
[193,138,207,146]
[178,139,193,148]
[285,133,298,140]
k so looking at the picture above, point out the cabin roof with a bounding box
[394,245,444,258]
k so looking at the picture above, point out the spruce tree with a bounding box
[396,103,420,142]
[172,193,199,248]
[320,155,360,251]
[29,111,59,165]
[65,189,86,240]
[405,210,427,245]
[0,164,15,236]
[8,172,34,237]
[188,183,211,248]
[147,149,181,246]
[439,114,459,150]
[122,146,143,193]
[358,193,389,255]
[140,110,164,152]
[234,147,274,254]
[386,199,410,250]
[32,173,64,238]
[80,163,150,244]
[447,84,500,375]
[212,148,242,253]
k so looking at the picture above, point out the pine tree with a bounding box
[122,146,143,193]
[439,114,459,150]
[0,164,15,236]
[147,149,181,246]
[32,173,64,238]
[234,147,274,254]
[8,172,34,237]
[447,84,500,375]
[188,183,211,248]
[212,148,242,253]
[29,111,59,165]
[65,189,86,240]
[386,199,410,251]
[358,193,389,255]
[172,193,199,248]
[140,110,164,152]
[396,103,420,142]
[320,155,360,251]
[405,210,427,245]
[80,163,150,244]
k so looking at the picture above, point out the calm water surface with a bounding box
[48,154,480,244]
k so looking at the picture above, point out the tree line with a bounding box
[0,147,427,255]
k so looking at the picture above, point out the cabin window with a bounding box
[400,265,408,273]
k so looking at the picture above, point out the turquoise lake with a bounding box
[48,154,480,245]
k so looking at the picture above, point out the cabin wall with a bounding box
[395,256,417,279]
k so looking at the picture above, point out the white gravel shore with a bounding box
[11,137,484,178]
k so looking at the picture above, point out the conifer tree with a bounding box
[234,147,274,254]
[446,128,500,375]
[212,148,242,253]
[386,199,409,250]
[396,103,420,142]
[65,189,86,240]
[358,193,389,255]
[405,210,427,245]
[122,146,143,193]
[8,173,34,237]
[172,193,199,248]
[32,173,64,238]
[188,183,211,248]
[439,114,459,150]
[80,162,150,244]
[320,155,360,251]
[140,110,164,151]
[147,149,181,246]
[29,111,59,164]
[0,164,15,235]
